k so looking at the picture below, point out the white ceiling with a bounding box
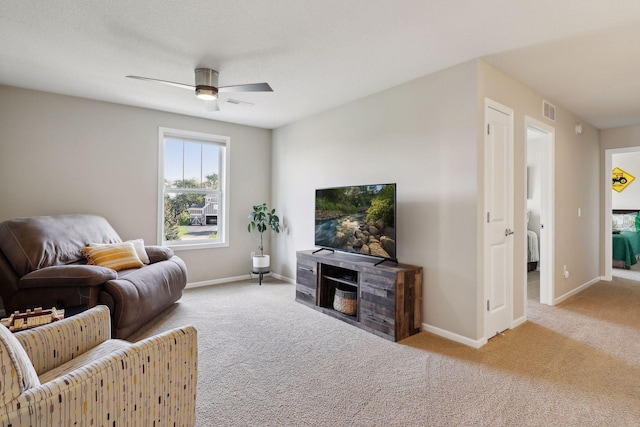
[1,1,640,130]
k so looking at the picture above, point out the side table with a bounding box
[252,267,270,285]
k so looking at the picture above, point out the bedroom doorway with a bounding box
[604,146,640,280]
[525,118,554,306]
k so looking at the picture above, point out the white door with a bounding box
[484,100,514,339]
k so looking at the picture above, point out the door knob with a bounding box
[505,228,514,237]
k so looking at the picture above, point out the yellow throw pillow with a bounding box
[82,242,143,271]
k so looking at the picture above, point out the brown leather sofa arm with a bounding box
[144,245,174,264]
[101,256,187,339]
[19,265,117,288]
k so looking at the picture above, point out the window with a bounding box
[158,128,229,249]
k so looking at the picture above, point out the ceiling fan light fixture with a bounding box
[195,86,218,100]
[127,67,270,110]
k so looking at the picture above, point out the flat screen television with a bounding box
[315,183,397,262]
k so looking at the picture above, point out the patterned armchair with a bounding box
[0,305,197,426]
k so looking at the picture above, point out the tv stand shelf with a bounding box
[295,250,422,342]
[323,276,358,287]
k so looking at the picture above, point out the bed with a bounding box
[612,210,640,269]
[526,210,540,272]
[527,230,539,272]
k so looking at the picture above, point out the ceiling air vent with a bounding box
[225,98,254,106]
[543,100,556,121]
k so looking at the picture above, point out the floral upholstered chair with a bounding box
[0,305,197,426]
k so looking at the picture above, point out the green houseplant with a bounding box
[247,203,280,271]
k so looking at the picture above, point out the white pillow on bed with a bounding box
[612,213,638,232]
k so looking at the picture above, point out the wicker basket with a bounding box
[333,287,357,316]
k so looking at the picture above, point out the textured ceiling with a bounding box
[1,1,640,129]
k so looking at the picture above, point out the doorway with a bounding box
[604,147,640,280]
[524,117,554,307]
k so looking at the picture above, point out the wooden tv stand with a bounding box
[295,250,422,342]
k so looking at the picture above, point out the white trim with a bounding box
[605,150,613,280]
[553,276,600,304]
[186,273,295,289]
[522,125,529,320]
[512,314,526,328]
[161,127,228,144]
[186,275,251,289]
[157,129,165,246]
[423,323,487,348]
[171,241,229,251]
[271,273,295,284]
[157,127,230,249]
[220,132,230,244]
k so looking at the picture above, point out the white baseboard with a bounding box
[186,274,251,289]
[422,323,487,348]
[423,315,526,348]
[512,314,527,328]
[553,276,600,304]
[186,272,295,289]
[271,273,295,284]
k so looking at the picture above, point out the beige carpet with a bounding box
[130,276,640,426]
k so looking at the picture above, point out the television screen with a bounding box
[315,183,396,260]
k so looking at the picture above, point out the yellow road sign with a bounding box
[613,167,635,192]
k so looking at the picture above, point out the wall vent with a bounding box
[543,100,556,121]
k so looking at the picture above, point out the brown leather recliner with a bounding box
[0,214,187,338]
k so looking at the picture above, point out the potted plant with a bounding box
[247,203,280,272]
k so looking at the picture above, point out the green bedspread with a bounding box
[613,233,638,267]
[620,231,640,255]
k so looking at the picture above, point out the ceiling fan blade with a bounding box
[218,82,273,93]
[204,99,220,112]
[126,75,195,91]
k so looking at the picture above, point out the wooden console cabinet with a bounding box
[295,250,422,342]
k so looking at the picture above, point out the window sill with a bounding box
[165,241,229,251]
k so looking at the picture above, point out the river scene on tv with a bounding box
[315,184,396,259]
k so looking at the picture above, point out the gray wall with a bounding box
[0,85,272,284]
[272,61,481,341]
[602,126,640,151]
[477,60,601,316]
[272,59,602,344]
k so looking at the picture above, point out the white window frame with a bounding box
[158,127,230,250]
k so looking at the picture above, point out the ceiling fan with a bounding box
[126,68,273,111]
